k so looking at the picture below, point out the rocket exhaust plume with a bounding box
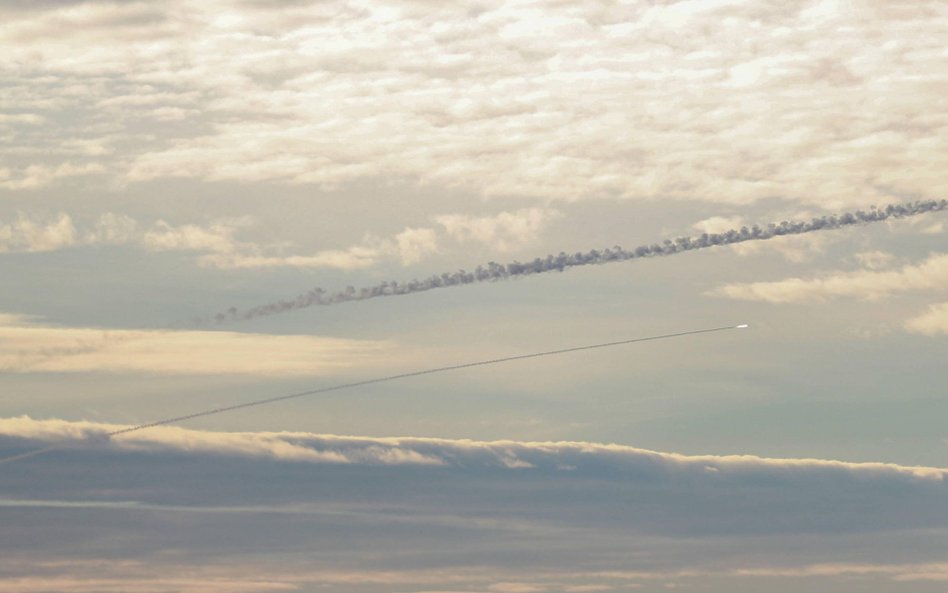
[0,324,746,466]
[212,199,946,323]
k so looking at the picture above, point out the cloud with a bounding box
[2,418,948,592]
[711,252,948,303]
[2,1,945,204]
[0,315,390,375]
[142,219,249,254]
[200,245,384,270]
[393,227,440,265]
[731,232,836,263]
[0,212,412,270]
[435,208,562,252]
[853,250,896,270]
[692,214,839,263]
[0,212,77,253]
[0,212,215,255]
[84,213,139,245]
[3,416,944,482]
[692,216,745,235]
[888,210,947,235]
[2,560,948,593]
[730,562,948,580]
[0,207,566,270]
[0,163,106,191]
[904,302,948,336]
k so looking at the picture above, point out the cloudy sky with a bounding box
[1,0,946,591]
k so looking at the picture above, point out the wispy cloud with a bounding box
[711,252,948,303]
[3,560,948,593]
[0,207,562,270]
[435,208,563,253]
[0,212,78,253]
[904,302,948,336]
[0,315,389,375]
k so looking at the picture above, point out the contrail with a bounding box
[212,200,947,323]
[0,324,747,465]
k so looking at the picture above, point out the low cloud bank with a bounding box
[3,418,948,591]
[1,416,943,481]
[3,416,946,540]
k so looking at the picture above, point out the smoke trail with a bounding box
[0,324,747,465]
[213,200,947,323]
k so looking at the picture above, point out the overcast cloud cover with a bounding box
[1,0,947,591]
[2,0,947,205]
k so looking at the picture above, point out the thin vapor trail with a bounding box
[0,324,746,465]
[214,200,947,323]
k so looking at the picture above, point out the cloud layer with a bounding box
[0,208,560,270]
[2,417,948,592]
[0,314,388,375]
[4,415,944,481]
[2,0,946,205]
[905,302,948,336]
[711,252,948,303]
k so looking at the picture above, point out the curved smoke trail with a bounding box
[214,200,947,323]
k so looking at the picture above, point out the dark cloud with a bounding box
[2,418,948,592]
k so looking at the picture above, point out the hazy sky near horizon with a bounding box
[1,1,947,592]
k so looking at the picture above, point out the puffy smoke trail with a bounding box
[214,200,947,323]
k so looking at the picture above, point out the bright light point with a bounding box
[736,324,749,328]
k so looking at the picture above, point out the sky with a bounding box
[0,0,946,592]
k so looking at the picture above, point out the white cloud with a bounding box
[201,245,383,270]
[2,1,945,204]
[394,227,440,265]
[888,211,946,235]
[142,219,248,253]
[692,213,842,262]
[692,216,745,235]
[0,315,390,375]
[0,207,566,269]
[0,213,248,260]
[3,416,943,481]
[904,302,948,336]
[0,163,106,190]
[853,250,896,270]
[0,212,433,270]
[711,252,948,303]
[435,208,562,252]
[732,233,835,263]
[0,212,78,253]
